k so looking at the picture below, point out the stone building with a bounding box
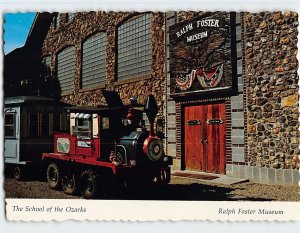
[41,12,166,123]
[165,11,299,186]
[7,11,299,186]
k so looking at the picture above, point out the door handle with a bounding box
[187,120,201,125]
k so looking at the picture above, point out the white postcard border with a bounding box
[5,199,300,221]
[1,1,300,231]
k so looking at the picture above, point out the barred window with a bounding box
[82,32,106,88]
[57,46,75,93]
[27,113,62,137]
[67,13,75,22]
[117,13,152,80]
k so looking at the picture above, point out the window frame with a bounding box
[71,114,93,139]
[80,32,107,90]
[56,46,76,94]
[116,13,152,82]
[27,112,63,138]
[4,113,16,139]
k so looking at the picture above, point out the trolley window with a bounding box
[41,113,50,137]
[52,113,61,132]
[28,113,39,137]
[28,112,59,138]
[5,113,16,138]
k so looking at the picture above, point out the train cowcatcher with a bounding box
[41,91,172,198]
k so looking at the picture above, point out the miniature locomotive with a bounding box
[41,91,172,198]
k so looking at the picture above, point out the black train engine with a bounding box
[109,95,172,188]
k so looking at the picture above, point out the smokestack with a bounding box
[144,95,158,136]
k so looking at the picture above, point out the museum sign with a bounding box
[169,12,237,97]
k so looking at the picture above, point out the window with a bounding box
[5,113,16,138]
[57,46,75,93]
[28,113,39,137]
[27,113,60,137]
[43,56,51,69]
[66,13,75,22]
[71,113,92,138]
[81,32,106,88]
[101,117,110,129]
[52,113,61,132]
[117,13,152,80]
[41,113,50,137]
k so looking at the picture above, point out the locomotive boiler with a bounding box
[42,91,172,199]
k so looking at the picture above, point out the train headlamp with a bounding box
[145,138,164,161]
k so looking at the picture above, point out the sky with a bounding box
[3,12,36,54]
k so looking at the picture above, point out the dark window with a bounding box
[53,113,61,132]
[5,113,16,138]
[117,13,152,80]
[82,32,106,88]
[41,113,50,137]
[26,112,64,138]
[57,46,75,92]
[28,113,38,137]
[101,117,110,129]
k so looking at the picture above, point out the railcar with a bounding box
[42,91,172,199]
[4,96,67,180]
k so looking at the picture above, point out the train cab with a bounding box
[54,105,127,162]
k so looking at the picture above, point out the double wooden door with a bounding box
[184,103,226,174]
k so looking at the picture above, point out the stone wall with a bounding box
[42,12,166,119]
[245,12,299,170]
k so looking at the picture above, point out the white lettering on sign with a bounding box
[176,23,193,38]
[186,31,208,42]
[197,19,220,27]
[175,19,221,40]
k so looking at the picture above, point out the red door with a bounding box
[184,103,226,174]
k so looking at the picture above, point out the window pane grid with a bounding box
[57,46,75,92]
[117,13,152,80]
[82,32,106,88]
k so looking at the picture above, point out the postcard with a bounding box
[2,9,300,222]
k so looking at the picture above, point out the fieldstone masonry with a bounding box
[42,12,166,121]
[41,11,299,186]
[245,12,299,171]
[167,12,299,186]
